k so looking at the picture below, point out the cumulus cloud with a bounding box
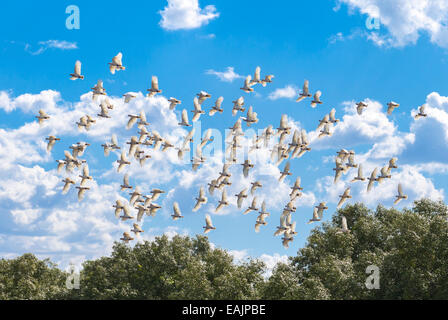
[1,87,447,267]
[338,0,448,48]
[205,67,244,83]
[268,85,297,100]
[159,0,220,31]
[309,99,401,150]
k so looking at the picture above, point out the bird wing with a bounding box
[127,117,138,130]
[341,215,348,231]
[371,167,378,179]
[193,200,201,212]
[303,80,309,95]
[205,214,213,228]
[398,183,403,196]
[280,114,288,129]
[216,96,224,108]
[252,196,258,208]
[329,108,336,121]
[74,60,81,75]
[151,76,159,90]
[244,75,252,87]
[182,109,189,125]
[222,189,228,202]
[173,202,181,216]
[193,97,201,111]
[111,134,118,146]
[112,52,123,66]
[123,173,130,186]
[254,66,261,81]
[301,130,309,145]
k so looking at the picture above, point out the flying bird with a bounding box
[109,52,125,74]
[191,97,205,122]
[296,80,311,102]
[215,189,229,213]
[178,109,192,127]
[318,123,332,138]
[255,214,268,233]
[76,186,90,202]
[46,136,60,153]
[79,164,92,187]
[367,168,379,192]
[91,80,106,101]
[242,160,254,178]
[336,215,350,234]
[243,197,258,215]
[120,173,133,191]
[171,202,184,220]
[193,187,208,212]
[250,66,262,86]
[131,223,144,235]
[351,164,366,182]
[278,162,292,182]
[337,187,352,208]
[203,214,216,234]
[117,151,131,173]
[62,178,75,194]
[36,109,50,126]
[123,92,137,103]
[290,176,303,199]
[69,60,84,80]
[307,207,321,224]
[387,101,399,115]
[240,75,254,92]
[147,76,162,98]
[315,202,328,219]
[310,90,322,108]
[120,232,134,243]
[414,105,427,119]
[197,91,211,104]
[235,188,248,209]
[168,97,181,110]
[250,181,262,195]
[261,74,274,87]
[209,96,224,116]
[232,97,245,116]
[356,102,368,115]
[388,157,398,172]
[394,183,408,205]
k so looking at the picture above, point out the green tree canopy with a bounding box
[77,234,265,300]
[263,199,448,299]
[1,199,448,300]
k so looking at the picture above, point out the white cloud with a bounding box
[259,253,289,277]
[159,0,220,30]
[205,67,244,82]
[338,0,448,48]
[320,163,444,208]
[1,87,447,268]
[309,99,399,150]
[25,40,78,55]
[268,85,297,100]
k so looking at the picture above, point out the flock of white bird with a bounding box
[35,52,428,248]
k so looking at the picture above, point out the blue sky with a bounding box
[1,0,448,270]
